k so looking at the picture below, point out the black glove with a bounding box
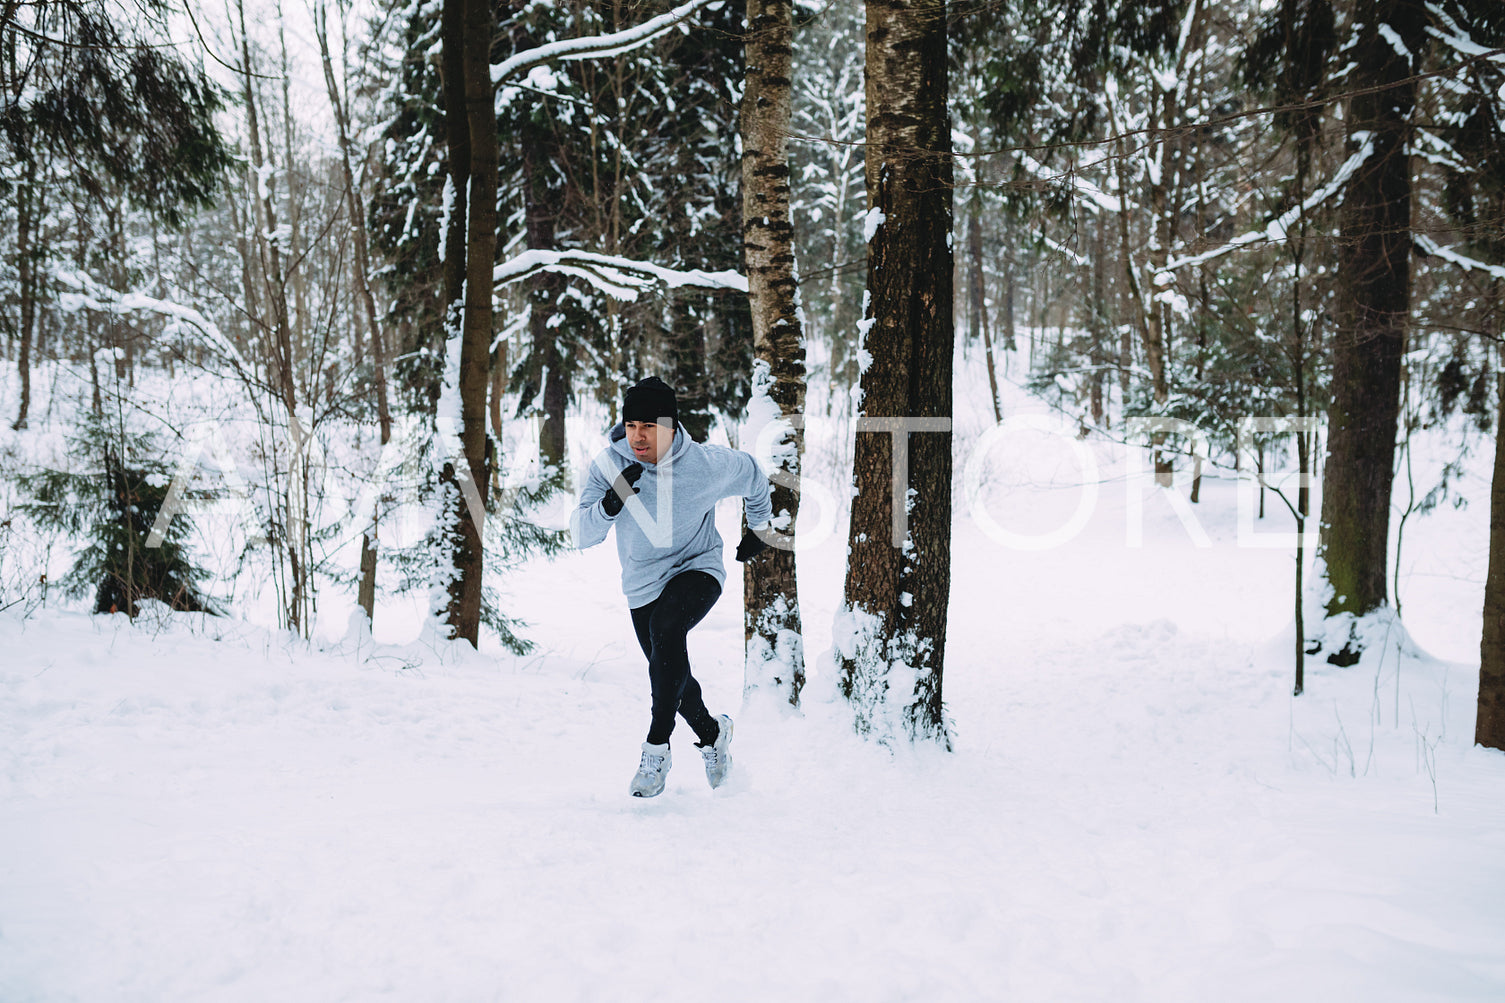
[735,526,770,562]
[601,462,644,517]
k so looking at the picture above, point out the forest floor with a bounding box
[2,357,1504,1001]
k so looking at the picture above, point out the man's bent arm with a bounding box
[721,448,773,528]
[571,461,615,549]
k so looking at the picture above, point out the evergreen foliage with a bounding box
[368,0,450,411]
[0,1,232,224]
[19,417,214,616]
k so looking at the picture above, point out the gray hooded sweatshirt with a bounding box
[571,424,773,608]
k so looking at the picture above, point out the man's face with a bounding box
[625,420,675,464]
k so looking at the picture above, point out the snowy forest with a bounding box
[3,0,1505,998]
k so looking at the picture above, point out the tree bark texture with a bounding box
[1479,371,1505,749]
[1318,0,1425,628]
[438,0,495,646]
[742,0,806,708]
[838,0,952,746]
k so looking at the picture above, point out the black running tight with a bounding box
[630,571,722,746]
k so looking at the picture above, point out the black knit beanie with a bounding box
[622,376,678,428]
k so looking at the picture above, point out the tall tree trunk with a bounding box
[1088,213,1107,427]
[968,206,1001,423]
[1480,364,1505,750]
[838,0,952,747]
[12,174,35,431]
[742,0,806,708]
[1317,0,1425,652]
[1002,225,1017,354]
[538,336,567,473]
[490,341,506,483]
[75,221,101,416]
[437,0,496,646]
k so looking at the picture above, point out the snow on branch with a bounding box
[1016,153,1122,213]
[1425,4,1505,65]
[54,268,250,371]
[491,0,715,85]
[1414,234,1505,280]
[1158,134,1377,277]
[493,249,747,301]
[1038,232,1088,268]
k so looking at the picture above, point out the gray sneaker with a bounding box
[629,742,671,798]
[699,715,733,789]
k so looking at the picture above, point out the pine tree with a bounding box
[0,0,231,429]
[367,0,450,409]
[20,417,214,616]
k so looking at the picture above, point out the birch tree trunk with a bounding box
[837,0,952,746]
[742,0,806,708]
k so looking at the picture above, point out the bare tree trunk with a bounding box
[1088,213,1107,427]
[437,0,496,646]
[1317,0,1425,651]
[278,12,310,414]
[1106,12,1201,484]
[742,0,806,708]
[838,0,952,747]
[314,0,391,443]
[1108,122,1167,475]
[236,0,306,635]
[1146,81,1179,485]
[968,207,1001,423]
[1002,227,1017,354]
[12,173,36,430]
[490,341,505,436]
[1480,358,1505,749]
[238,3,296,419]
[314,0,392,624]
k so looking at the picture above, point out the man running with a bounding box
[571,377,771,797]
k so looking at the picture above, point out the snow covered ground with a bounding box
[2,357,1505,1001]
